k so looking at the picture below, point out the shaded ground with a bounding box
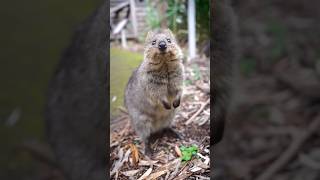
[110,48,210,179]
[215,1,320,180]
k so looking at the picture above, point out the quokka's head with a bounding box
[144,29,183,62]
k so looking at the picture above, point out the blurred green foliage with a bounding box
[145,0,209,43]
[195,0,209,42]
[0,0,102,178]
[191,64,201,80]
[110,48,143,117]
[146,0,161,29]
[167,0,187,33]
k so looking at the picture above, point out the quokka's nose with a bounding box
[158,41,167,51]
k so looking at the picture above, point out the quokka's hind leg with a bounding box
[162,127,182,139]
[144,137,154,157]
[133,114,155,156]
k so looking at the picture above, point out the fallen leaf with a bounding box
[146,170,168,180]
[122,169,140,177]
[190,166,202,172]
[130,143,139,166]
[175,145,182,157]
[138,160,158,166]
[197,152,210,165]
[157,158,180,172]
[180,145,198,161]
[137,166,153,180]
[110,148,131,176]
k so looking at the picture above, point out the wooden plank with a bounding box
[110,0,127,7]
[129,0,138,37]
[110,1,129,14]
[112,19,128,35]
[121,30,128,48]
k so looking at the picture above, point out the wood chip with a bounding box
[190,166,202,172]
[139,160,158,166]
[121,169,140,177]
[197,153,210,166]
[146,170,168,180]
[137,166,153,180]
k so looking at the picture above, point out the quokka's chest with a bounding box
[147,65,181,81]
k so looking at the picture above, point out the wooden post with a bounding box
[188,0,196,59]
[121,29,127,49]
[129,0,138,38]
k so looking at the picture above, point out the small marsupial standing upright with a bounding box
[125,29,184,156]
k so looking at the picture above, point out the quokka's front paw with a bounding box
[173,96,181,108]
[161,100,171,110]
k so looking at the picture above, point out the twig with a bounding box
[255,116,320,180]
[118,106,128,114]
[195,83,210,94]
[185,99,210,125]
[169,161,189,180]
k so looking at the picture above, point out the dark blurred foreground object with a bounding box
[45,1,108,180]
[211,0,238,146]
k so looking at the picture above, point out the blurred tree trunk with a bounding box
[45,1,108,180]
[159,0,168,28]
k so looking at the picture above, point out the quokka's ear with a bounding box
[163,29,174,38]
[145,30,155,42]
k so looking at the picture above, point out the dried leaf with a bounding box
[139,160,158,166]
[130,143,139,166]
[110,148,131,176]
[137,166,153,180]
[122,169,140,177]
[190,166,202,172]
[157,158,181,172]
[146,170,168,180]
[192,158,209,171]
[175,145,182,157]
[123,148,131,163]
[197,152,210,165]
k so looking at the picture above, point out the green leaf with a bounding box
[180,145,198,161]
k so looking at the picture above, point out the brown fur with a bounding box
[124,29,184,155]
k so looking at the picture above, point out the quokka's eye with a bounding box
[152,40,156,45]
[167,38,171,43]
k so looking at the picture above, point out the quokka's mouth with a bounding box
[168,59,178,62]
[159,50,167,54]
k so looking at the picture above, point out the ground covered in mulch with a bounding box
[214,1,320,180]
[110,55,211,179]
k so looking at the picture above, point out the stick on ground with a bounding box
[185,98,210,125]
[255,115,320,180]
